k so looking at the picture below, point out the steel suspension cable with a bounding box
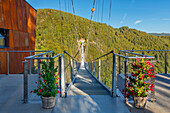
[99,0,104,56]
[71,0,81,52]
[107,0,112,54]
[59,0,64,52]
[93,0,100,59]
[105,0,112,84]
[85,0,96,61]
[96,0,100,58]
[64,0,71,54]
[92,0,98,60]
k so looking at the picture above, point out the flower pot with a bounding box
[41,96,56,109]
[133,96,148,109]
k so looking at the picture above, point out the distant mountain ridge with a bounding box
[149,33,170,36]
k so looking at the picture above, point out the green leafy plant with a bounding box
[123,58,156,98]
[30,56,60,97]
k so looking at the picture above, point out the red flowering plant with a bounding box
[30,56,60,97]
[123,58,156,98]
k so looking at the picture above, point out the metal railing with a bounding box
[23,51,58,103]
[85,50,156,103]
[0,50,52,75]
[85,50,115,96]
[23,50,81,103]
[63,51,81,97]
[117,51,155,102]
[119,50,170,74]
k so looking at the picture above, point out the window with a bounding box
[0,29,9,48]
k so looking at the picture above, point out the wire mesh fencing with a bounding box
[85,51,114,96]
[116,51,156,102]
[120,50,170,74]
[0,51,50,74]
[23,51,61,103]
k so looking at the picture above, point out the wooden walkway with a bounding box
[68,66,109,96]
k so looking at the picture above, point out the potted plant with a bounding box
[123,58,155,109]
[30,56,60,109]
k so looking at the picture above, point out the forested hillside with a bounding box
[36,9,170,73]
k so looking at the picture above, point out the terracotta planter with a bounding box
[133,96,148,109]
[41,96,56,109]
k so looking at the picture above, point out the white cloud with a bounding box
[120,13,127,24]
[120,21,123,24]
[134,20,142,25]
[162,18,170,21]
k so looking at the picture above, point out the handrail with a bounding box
[94,50,113,61]
[124,50,170,52]
[25,51,54,60]
[52,54,61,59]
[120,50,153,57]
[0,50,50,52]
[89,50,113,62]
[127,56,154,59]
[64,51,77,62]
[114,54,128,58]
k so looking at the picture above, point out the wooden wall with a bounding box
[0,0,36,74]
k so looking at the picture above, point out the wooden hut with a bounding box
[0,0,36,74]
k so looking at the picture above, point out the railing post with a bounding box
[52,52,55,69]
[91,62,93,73]
[119,52,121,74]
[165,51,167,74]
[74,61,76,74]
[98,59,101,80]
[151,62,156,102]
[93,61,95,75]
[58,56,62,97]
[38,58,40,74]
[70,59,73,81]
[142,52,144,56]
[76,61,78,72]
[29,52,32,75]
[46,54,49,67]
[61,54,66,97]
[23,60,28,103]
[7,52,9,75]
[124,59,128,103]
[52,52,54,57]
[112,53,117,97]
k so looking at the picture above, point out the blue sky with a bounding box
[26,0,170,33]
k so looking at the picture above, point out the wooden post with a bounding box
[165,51,167,74]
[112,54,117,97]
[61,54,66,97]
[7,52,9,75]
[23,60,28,103]
[98,59,101,80]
